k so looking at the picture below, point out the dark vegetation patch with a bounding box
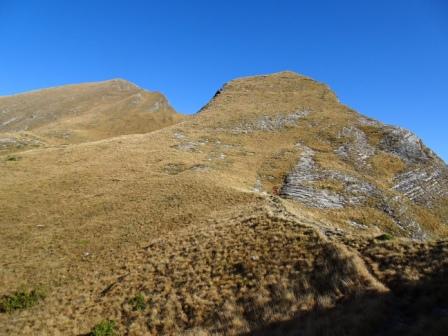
[0,290,45,313]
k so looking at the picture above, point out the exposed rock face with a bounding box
[227,109,310,134]
[335,126,376,167]
[380,126,431,163]
[380,195,426,240]
[0,133,45,153]
[281,146,345,208]
[281,145,376,209]
[0,136,41,151]
[393,166,448,205]
[281,141,434,239]
[376,126,448,212]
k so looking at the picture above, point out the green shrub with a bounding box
[6,156,18,161]
[90,320,117,336]
[129,293,146,311]
[0,290,45,313]
[375,233,394,241]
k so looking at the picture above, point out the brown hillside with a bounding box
[0,79,184,153]
[0,72,447,335]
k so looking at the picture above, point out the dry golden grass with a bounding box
[0,79,184,152]
[0,202,389,335]
[359,124,385,146]
[0,72,446,335]
[369,152,406,184]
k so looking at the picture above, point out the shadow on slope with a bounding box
[248,265,448,336]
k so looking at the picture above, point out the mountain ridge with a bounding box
[0,78,141,98]
[0,78,184,153]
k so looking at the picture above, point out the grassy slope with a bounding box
[0,79,184,153]
[0,72,447,335]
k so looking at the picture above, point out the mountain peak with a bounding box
[198,71,339,116]
[0,79,183,149]
[98,78,141,90]
[225,70,317,85]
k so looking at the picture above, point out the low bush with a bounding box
[375,233,394,241]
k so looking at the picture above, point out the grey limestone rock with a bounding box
[281,145,377,208]
[229,109,310,134]
[380,127,430,163]
[335,126,376,167]
[393,166,448,206]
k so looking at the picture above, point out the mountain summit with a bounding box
[0,72,447,335]
[0,79,183,153]
[194,71,447,238]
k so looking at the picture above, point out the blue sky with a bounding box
[0,0,447,161]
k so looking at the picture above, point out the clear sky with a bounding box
[0,0,447,161]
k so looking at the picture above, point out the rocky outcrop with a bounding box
[380,126,431,163]
[379,195,426,240]
[280,145,376,209]
[281,143,431,239]
[393,166,448,206]
[335,126,376,167]
[369,125,448,211]
[226,109,310,134]
[0,133,44,153]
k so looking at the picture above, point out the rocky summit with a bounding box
[0,72,447,335]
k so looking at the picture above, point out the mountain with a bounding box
[0,72,447,335]
[0,79,184,153]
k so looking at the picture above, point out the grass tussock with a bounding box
[129,293,146,311]
[0,290,45,313]
[375,233,394,241]
[5,155,18,162]
[369,152,406,183]
[90,320,117,336]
